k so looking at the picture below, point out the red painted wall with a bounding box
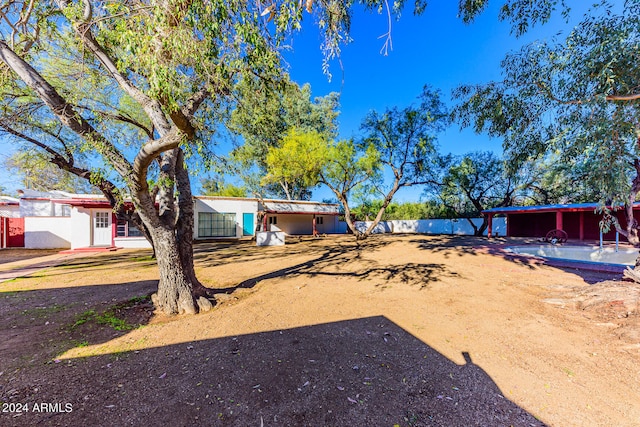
[2,218,24,248]
[507,210,635,241]
[508,212,556,238]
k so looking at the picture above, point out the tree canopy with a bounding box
[5,149,96,193]
[431,151,519,235]
[264,86,448,238]
[0,0,594,313]
[228,78,340,200]
[453,1,640,242]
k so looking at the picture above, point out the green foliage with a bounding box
[453,1,640,207]
[228,77,340,200]
[71,310,96,329]
[435,151,516,218]
[518,154,603,205]
[352,200,454,220]
[4,150,96,193]
[360,86,448,190]
[70,295,149,332]
[263,128,328,193]
[200,177,248,197]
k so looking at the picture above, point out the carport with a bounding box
[483,203,640,241]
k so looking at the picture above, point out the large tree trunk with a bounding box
[359,181,402,240]
[465,217,488,237]
[144,202,213,315]
[342,198,365,240]
[151,226,199,315]
[607,159,640,249]
[1,15,210,316]
[144,149,213,315]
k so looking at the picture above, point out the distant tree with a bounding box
[265,87,448,239]
[453,1,640,244]
[431,151,518,236]
[200,177,248,198]
[229,79,340,200]
[518,154,602,206]
[5,150,96,193]
[351,200,454,221]
[264,129,381,237]
[355,86,448,237]
[262,129,327,199]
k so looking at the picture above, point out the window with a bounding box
[53,204,71,217]
[268,216,277,225]
[316,216,324,225]
[117,219,144,238]
[95,212,110,228]
[198,212,236,237]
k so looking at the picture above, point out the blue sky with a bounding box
[0,1,593,200]
[281,1,594,202]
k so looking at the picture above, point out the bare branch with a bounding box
[606,93,640,102]
[75,105,154,139]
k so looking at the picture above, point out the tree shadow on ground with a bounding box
[0,249,61,265]
[193,235,391,268]
[214,237,454,294]
[0,280,157,372]
[50,251,156,271]
[2,316,547,427]
[410,235,623,284]
[410,235,541,267]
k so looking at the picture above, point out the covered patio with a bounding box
[483,203,640,242]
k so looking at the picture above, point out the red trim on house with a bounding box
[48,199,139,210]
[111,213,117,247]
[484,203,640,215]
[264,210,339,216]
[48,198,110,208]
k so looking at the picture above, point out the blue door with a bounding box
[242,213,254,236]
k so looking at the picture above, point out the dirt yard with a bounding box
[1,235,639,426]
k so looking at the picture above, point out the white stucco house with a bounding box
[10,190,342,250]
[0,196,20,218]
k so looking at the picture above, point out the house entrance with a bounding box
[93,211,112,246]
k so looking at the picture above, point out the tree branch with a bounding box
[0,40,134,182]
[54,0,173,135]
[606,93,640,102]
[76,105,154,139]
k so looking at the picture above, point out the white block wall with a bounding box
[354,218,507,236]
[0,206,20,218]
[24,217,74,249]
[256,231,285,246]
[69,207,93,249]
